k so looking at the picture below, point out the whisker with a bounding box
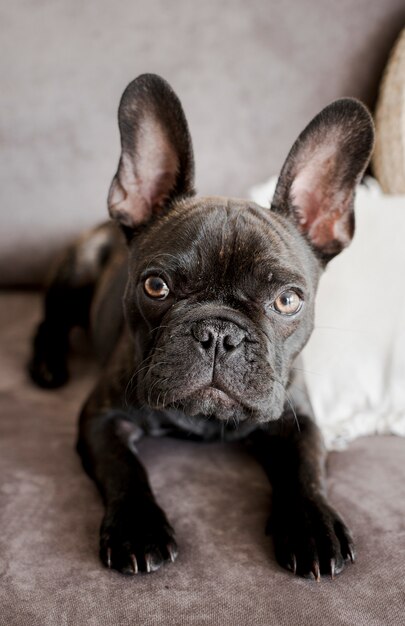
[313,325,363,333]
[124,356,169,407]
[147,371,168,406]
[273,378,300,433]
[285,391,300,433]
[291,366,321,377]
[155,378,170,408]
[147,325,171,337]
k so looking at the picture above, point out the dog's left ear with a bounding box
[108,74,195,230]
[271,99,374,261]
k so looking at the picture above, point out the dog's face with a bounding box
[123,196,320,423]
[108,74,374,423]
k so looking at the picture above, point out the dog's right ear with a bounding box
[108,74,195,231]
[271,99,374,262]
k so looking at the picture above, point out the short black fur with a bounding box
[29,74,373,579]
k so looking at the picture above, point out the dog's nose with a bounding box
[191,321,245,353]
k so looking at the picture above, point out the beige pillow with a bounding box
[373,28,405,193]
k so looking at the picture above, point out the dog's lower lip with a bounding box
[203,386,231,398]
[168,383,238,407]
[190,385,237,406]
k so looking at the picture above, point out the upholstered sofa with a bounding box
[1,2,404,624]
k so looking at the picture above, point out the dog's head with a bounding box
[108,74,374,423]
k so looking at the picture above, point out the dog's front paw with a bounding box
[100,499,177,575]
[270,494,355,580]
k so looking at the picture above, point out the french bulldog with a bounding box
[29,74,374,580]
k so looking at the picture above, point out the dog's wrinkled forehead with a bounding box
[130,196,320,298]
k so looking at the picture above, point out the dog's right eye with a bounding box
[144,276,170,300]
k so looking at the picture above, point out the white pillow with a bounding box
[250,177,405,449]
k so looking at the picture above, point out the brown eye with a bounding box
[144,276,170,300]
[273,290,302,315]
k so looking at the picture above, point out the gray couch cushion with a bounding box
[1,0,405,285]
[0,291,404,625]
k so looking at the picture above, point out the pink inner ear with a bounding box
[109,115,179,227]
[290,147,353,253]
[135,117,179,211]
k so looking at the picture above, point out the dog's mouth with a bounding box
[187,384,238,408]
[145,376,285,423]
[163,382,247,420]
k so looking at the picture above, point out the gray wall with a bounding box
[1,0,404,284]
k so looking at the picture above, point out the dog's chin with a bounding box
[180,386,243,421]
[164,385,282,423]
[144,380,286,424]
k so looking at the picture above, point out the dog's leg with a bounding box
[249,413,354,580]
[29,250,93,388]
[77,398,177,575]
[29,226,112,388]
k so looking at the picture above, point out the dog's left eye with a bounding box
[273,290,303,315]
[144,276,170,300]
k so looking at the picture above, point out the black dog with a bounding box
[29,74,374,579]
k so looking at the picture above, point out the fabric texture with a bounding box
[250,177,405,449]
[1,0,405,285]
[373,28,405,193]
[1,3,405,622]
[0,291,405,625]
